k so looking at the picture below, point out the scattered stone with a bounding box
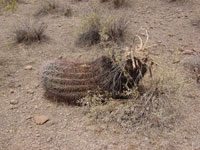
[58,55,63,59]
[10,100,18,105]
[10,90,15,94]
[10,106,18,110]
[27,90,34,94]
[34,115,49,125]
[47,137,53,142]
[182,50,194,55]
[26,116,32,120]
[25,65,32,70]
[173,58,180,64]
[178,38,183,41]
[35,84,39,88]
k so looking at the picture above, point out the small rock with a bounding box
[10,106,18,110]
[192,22,198,26]
[26,116,32,120]
[10,100,18,105]
[25,65,32,70]
[58,55,63,59]
[10,90,15,94]
[47,137,53,142]
[27,90,34,94]
[34,115,49,125]
[179,38,183,41]
[35,84,39,88]
[182,50,194,55]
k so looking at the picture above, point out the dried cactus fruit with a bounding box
[40,56,147,104]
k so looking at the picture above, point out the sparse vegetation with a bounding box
[75,12,101,46]
[76,12,129,46]
[113,0,129,8]
[99,0,129,8]
[100,17,129,42]
[34,0,72,17]
[13,20,47,44]
[0,0,18,11]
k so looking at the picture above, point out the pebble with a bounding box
[10,90,15,94]
[25,65,32,70]
[27,90,34,94]
[58,55,63,59]
[34,115,49,125]
[10,100,18,105]
[10,106,18,110]
[47,137,53,142]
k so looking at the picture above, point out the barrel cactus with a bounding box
[40,54,148,104]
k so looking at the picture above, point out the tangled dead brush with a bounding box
[83,29,183,132]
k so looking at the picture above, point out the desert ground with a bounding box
[0,0,200,149]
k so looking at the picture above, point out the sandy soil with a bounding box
[0,0,200,149]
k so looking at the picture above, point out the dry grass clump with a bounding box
[112,0,129,8]
[99,0,129,9]
[100,17,129,42]
[34,0,72,17]
[13,20,47,44]
[75,12,101,46]
[81,31,185,132]
[76,12,129,46]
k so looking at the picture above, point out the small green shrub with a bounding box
[0,0,18,12]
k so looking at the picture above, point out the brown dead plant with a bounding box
[83,29,184,133]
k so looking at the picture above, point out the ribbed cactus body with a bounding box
[40,56,147,103]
